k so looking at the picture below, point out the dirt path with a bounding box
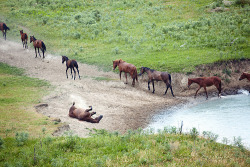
[1,39,249,137]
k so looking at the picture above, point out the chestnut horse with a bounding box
[30,35,46,58]
[239,72,250,81]
[69,102,103,123]
[188,76,222,99]
[0,22,10,40]
[139,67,174,96]
[20,30,28,49]
[113,59,138,86]
[62,56,80,80]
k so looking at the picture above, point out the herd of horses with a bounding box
[1,22,249,124]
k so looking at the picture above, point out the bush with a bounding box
[15,132,29,146]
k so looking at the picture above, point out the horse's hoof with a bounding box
[98,115,103,122]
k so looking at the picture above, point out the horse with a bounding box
[62,56,80,80]
[30,35,46,58]
[69,102,103,123]
[113,59,138,86]
[138,67,174,96]
[20,30,28,49]
[188,76,222,99]
[239,72,250,81]
[0,22,10,40]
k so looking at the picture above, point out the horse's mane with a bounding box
[32,36,37,41]
[63,56,69,61]
[143,67,155,72]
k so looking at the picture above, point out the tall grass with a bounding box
[0,0,249,73]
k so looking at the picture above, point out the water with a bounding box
[146,90,250,148]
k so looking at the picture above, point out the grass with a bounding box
[0,63,60,138]
[0,129,249,166]
[0,0,249,73]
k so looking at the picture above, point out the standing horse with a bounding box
[62,56,80,80]
[113,59,138,86]
[239,72,250,81]
[0,22,10,40]
[139,67,174,96]
[188,76,222,99]
[69,102,103,123]
[20,30,28,49]
[30,35,46,58]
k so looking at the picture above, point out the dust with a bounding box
[0,39,249,137]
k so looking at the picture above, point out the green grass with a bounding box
[0,0,249,73]
[0,63,59,137]
[0,129,249,166]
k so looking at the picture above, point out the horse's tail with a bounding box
[3,24,10,31]
[73,60,78,69]
[168,74,172,85]
[42,41,46,52]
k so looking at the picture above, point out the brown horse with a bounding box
[139,67,174,96]
[30,35,46,58]
[0,22,10,40]
[20,30,28,49]
[62,56,80,80]
[113,59,138,86]
[239,72,250,81]
[188,76,222,99]
[69,102,103,123]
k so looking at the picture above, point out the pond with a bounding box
[146,90,250,148]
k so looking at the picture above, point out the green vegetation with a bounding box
[1,129,249,166]
[0,0,249,73]
[0,63,59,137]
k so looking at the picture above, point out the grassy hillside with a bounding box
[0,0,249,72]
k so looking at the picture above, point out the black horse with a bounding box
[139,67,174,96]
[0,22,10,40]
[62,56,80,80]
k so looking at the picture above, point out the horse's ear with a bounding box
[73,102,75,106]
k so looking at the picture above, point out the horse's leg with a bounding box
[4,31,6,40]
[170,85,175,97]
[119,71,122,80]
[73,68,76,80]
[37,48,41,57]
[35,47,37,58]
[70,68,73,79]
[83,115,103,123]
[85,106,93,112]
[194,86,201,98]
[76,67,80,79]
[164,83,169,95]
[148,80,151,90]
[66,67,69,79]
[203,86,208,99]
[42,49,45,59]
[215,84,221,98]
[152,80,155,93]
[124,73,128,84]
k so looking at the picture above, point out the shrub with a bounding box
[15,132,29,146]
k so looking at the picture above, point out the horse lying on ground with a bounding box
[62,56,80,80]
[139,66,174,96]
[69,102,103,123]
[113,59,138,86]
[30,35,46,59]
[239,72,250,81]
[188,76,221,99]
[20,30,28,49]
[0,22,10,40]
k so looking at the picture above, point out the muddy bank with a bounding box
[0,39,249,137]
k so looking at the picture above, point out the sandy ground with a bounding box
[0,39,249,137]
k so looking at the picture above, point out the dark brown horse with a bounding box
[30,35,46,58]
[69,102,103,123]
[188,76,222,99]
[113,59,138,86]
[139,67,174,96]
[0,22,10,40]
[20,30,28,49]
[62,56,80,80]
[239,72,250,81]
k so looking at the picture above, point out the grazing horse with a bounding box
[20,30,28,49]
[239,72,250,81]
[62,56,80,80]
[69,102,103,123]
[188,76,222,99]
[30,35,46,58]
[0,22,10,40]
[139,67,174,96]
[113,59,138,86]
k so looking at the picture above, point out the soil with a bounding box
[0,39,249,137]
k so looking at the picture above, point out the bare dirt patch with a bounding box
[0,39,249,137]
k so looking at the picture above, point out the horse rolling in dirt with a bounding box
[62,56,80,80]
[139,67,174,96]
[20,30,28,49]
[30,35,46,59]
[69,102,103,123]
[0,22,10,40]
[239,72,250,81]
[113,59,138,86]
[188,76,222,99]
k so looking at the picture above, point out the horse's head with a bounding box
[187,78,193,88]
[62,56,69,64]
[239,72,246,80]
[138,67,145,76]
[30,36,34,43]
[20,30,23,35]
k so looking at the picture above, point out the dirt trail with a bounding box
[1,39,249,137]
